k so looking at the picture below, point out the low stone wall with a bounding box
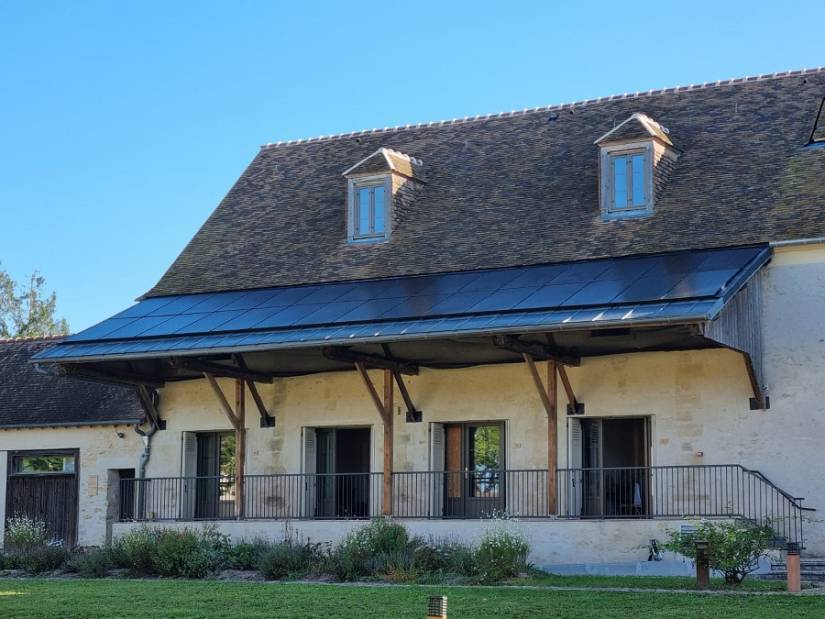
[112,518,701,575]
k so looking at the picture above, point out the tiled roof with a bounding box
[146,68,825,298]
[0,338,145,428]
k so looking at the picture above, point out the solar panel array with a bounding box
[35,245,769,361]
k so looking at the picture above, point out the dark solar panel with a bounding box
[59,246,769,351]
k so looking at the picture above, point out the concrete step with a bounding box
[758,558,825,582]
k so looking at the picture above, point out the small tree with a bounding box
[664,520,773,584]
[0,264,69,338]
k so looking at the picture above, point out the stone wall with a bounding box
[3,243,823,559]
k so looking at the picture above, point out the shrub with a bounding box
[113,527,156,574]
[228,539,274,570]
[5,516,50,553]
[474,517,530,583]
[18,545,69,575]
[66,547,113,578]
[256,539,327,580]
[113,525,231,578]
[332,518,412,581]
[664,520,774,584]
[413,539,477,579]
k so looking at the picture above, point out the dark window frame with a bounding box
[8,449,80,477]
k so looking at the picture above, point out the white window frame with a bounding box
[347,174,392,243]
[600,141,654,220]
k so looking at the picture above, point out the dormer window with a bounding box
[342,147,425,244]
[349,176,390,242]
[595,113,678,221]
[606,147,650,213]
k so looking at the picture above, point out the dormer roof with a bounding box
[594,112,674,146]
[342,147,425,181]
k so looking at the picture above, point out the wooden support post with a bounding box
[383,368,394,517]
[234,378,246,520]
[355,362,394,517]
[546,361,558,515]
[523,354,558,515]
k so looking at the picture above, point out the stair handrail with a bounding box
[738,465,816,512]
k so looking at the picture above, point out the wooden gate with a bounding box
[6,451,79,547]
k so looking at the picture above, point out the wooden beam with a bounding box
[245,379,276,427]
[235,355,276,427]
[56,364,165,389]
[324,346,419,375]
[493,335,580,366]
[381,344,422,422]
[742,352,768,410]
[234,378,246,519]
[382,368,394,517]
[557,365,584,415]
[172,357,274,383]
[523,353,555,415]
[204,372,240,429]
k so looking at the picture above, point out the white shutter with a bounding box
[302,428,317,519]
[368,427,381,518]
[567,418,582,517]
[181,432,198,519]
[429,423,445,518]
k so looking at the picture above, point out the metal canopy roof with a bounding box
[34,245,770,364]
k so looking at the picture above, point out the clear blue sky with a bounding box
[1,1,822,332]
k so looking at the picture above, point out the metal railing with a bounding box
[557,464,812,546]
[119,464,811,545]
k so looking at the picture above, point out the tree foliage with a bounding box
[0,263,69,338]
[664,520,774,584]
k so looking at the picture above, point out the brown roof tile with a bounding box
[146,69,825,297]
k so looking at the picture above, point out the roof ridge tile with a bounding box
[260,67,825,150]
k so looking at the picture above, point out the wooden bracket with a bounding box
[204,372,241,430]
[135,384,166,430]
[494,335,580,366]
[234,355,276,427]
[558,365,585,415]
[382,344,422,422]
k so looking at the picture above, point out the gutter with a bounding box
[770,237,825,248]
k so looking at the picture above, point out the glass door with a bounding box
[444,422,505,518]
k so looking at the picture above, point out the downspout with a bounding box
[133,387,161,519]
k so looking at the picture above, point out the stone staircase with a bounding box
[757,558,825,582]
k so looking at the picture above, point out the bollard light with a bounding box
[427,595,448,619]
[786,542,801,593]
[694,539,710,589]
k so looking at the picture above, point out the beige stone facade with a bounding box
[4,243,824,565]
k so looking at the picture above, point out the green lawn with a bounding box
[518,572,787,591]
[0,579,823,619]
